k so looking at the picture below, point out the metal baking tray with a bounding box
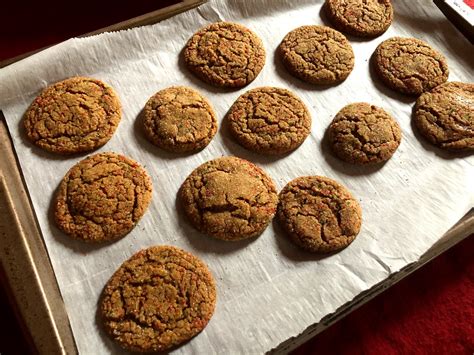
[0,1,472,353]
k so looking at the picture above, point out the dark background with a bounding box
[0,1,179,63]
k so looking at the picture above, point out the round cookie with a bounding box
[325,0,393,37]
[279,25,354,85]
[227,87,311,154]
[143,86,217,153]
[54,152,152,243]
[24,76,121,154]
[183,22,266,88]
[101,245,216,352]
[278,176,362,253]
[414,82,474,150]
[372,37,449,96]
[179,156,278,241]
[328,102,401,164]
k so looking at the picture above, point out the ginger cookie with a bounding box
[278,176,362,253]
[183,22,266,88]
[143,86,217,153]
[414,82,474,150]
[179,156,278,241]
[24,77,121,154]
[54,152,152,243]
[325,0,393,37]
[279,25,354,85]
[101,245,216,352]
[227,87,311,154]
[372,37,449,96]
[328,102,401,164]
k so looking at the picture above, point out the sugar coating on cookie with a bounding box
[328,102,401,164]
[101,245,216,352]
[54,152,152,242]
[278,176,362,253]
[227,87,312,154]
[373,37,449,95]
[143,86,217,153]
[183,22,266,88]
[24,77,121,154]
[179,156,278,241]
[325,0,393,37]
[279,25,354,85]
[414,82,474,150]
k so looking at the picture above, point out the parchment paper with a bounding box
[0,1,473,353]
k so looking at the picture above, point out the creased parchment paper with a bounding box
[0,0,473,353]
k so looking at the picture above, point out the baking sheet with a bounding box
[0,0,473,353]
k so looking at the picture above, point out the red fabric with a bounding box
[293,235,474,355]
[0,1,179,62]
[464,0,474,10]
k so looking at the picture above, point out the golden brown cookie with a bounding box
[183,22,266,88]
[372,37,449,96]
[101,245,216,352]
[279,25,354,85]
[227,87,312,154]
[54,152,152,243]
[143,86,217,153]
[24,77,121,154]
[278,176,362,253]
[325,0,393,37]
[328,102,401,164]
[414,82,474,150]
[179,156,278,241]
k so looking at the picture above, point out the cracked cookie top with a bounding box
[101,245,216,352]
[325,0,393,37]
[372,37,449,95]
[278,25,354,85]
[414,82,474,151]
[227,87,311,154]
[183,22,266,88]
[328,102,401,164]
[143,86,217,153]
[54,152,152,242]
[278,176,362,253]
[24,77,121,154]
[179,156,278,241]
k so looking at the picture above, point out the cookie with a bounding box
[143,86,217,153]
[279,25,354,85]
[414,82,474,150]
[278,176,362,253]
[372,37,449,96]
[54,152,152,243]
[24,76,121,154]
[227,87,312,154]
[179,156,278,241]
[328,102,401,164]
[325,0,393,37]
[101,245,216,352]
[183,22,266,88]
